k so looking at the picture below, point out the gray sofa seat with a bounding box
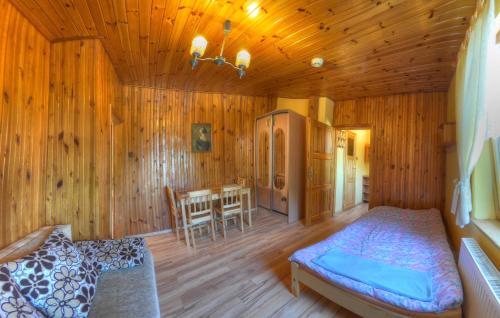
[88,248,160,318]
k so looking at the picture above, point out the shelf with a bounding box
[362,175,369,203]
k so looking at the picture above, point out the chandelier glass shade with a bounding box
[189,20,251,78]
[190,36,208,56]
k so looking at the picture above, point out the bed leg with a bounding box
[291,262,300,297]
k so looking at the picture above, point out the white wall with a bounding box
[276,97,334,125]
[318,97,334,126]
[276,98,309,117]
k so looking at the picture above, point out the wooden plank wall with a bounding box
[0,0,50,249]
[333,92,447,210]
[46,39,121,241]
[113,86,275,237]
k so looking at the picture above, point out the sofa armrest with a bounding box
[55,224,72,241]
[0,224,72,262]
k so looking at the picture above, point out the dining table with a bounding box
[175,185,253,247]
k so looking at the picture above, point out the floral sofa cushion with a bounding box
[0,265,45,318]
[74,238,145,273]
[6,229,98,318]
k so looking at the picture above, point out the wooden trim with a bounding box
[333,124,372,130]
[305,118,312,226]
[51,35,105,43]
[443,122,456,148]
[126,229,173,238]
[457,0,488,55]
[290,262,462,318]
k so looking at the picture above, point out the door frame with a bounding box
[332,124,372,214]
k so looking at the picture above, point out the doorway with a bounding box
[334,129,371,213]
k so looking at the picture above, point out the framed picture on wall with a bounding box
[192,123,212,152]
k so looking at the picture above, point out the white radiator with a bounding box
[458,238,500,318]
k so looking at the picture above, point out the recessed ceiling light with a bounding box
[311,57,324,68]
[247,2,260,18]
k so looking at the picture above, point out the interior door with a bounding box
[256,116,272,209]
[343,131,356,210]
[272,113,288,214]
[305,118,334,225]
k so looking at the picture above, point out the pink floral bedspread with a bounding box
[289,206,463,313]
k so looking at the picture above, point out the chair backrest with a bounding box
[166,186,177,214]
[220,185,243,213]
[186,189,213,224]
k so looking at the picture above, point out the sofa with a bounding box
[0,225,160,318]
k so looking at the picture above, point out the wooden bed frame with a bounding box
[290,262,462,318]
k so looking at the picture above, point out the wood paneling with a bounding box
[334,92,447,210]
[112,86,275,237]
[0,0,50,249]
[8,0,475,99]
[45,39,121,242]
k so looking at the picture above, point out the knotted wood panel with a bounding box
[334,92,447,210]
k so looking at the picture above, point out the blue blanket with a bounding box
[312,250,433,302]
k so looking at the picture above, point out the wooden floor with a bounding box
[146,204,369,318]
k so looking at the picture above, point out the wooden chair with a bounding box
[237,177,252,225]
[185,189,216,248]
[216,185,244,239]
[166,186,181,241]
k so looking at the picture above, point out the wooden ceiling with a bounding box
[9,0,475,99]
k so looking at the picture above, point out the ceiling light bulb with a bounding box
[236,50,251,69]
[247,2,260,18]
[190,35,208,57]
[311,57,324,68]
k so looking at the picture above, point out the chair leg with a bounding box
[210,219,216,241]
[240,211,244,233]
[190,227,196,249]
[174,213,180,241]
[222,218,227,240]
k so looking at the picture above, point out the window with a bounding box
[487,12,500,220]
[470,11,500,246]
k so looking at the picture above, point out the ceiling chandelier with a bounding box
[189,20,251,78]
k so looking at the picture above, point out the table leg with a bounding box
[180,199,190,248]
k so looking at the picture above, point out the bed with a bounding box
[289,206,463,318]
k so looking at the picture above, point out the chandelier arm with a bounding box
[219,34,227,57]
[223,61,240,70]
[197,57,215,62]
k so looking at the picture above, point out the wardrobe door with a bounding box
[256,116,272,209]
[272,113,289,214]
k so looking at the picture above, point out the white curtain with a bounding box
[451,0,496,227]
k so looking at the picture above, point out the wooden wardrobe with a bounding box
[255,110,305,223]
